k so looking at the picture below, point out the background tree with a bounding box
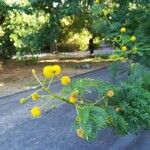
[0,0,149,66]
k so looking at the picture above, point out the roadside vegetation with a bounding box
[0,0,149,141]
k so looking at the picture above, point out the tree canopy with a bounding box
[0,0,149,66]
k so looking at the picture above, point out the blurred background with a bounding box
[0,0,149,96]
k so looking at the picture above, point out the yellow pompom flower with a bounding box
[120,27,126,33]
[115,107,121,112]
[61,75,71,86]
[121,46,127,51]
[76,128,84,139]
[102,9,108,16]
[31,106,41,117]
[110,55,117,60]
[113,37,117,41]
[32,69,36,74]
[19,98,27,104]
[43,65,53,78]
[52,65,61,76]
[31,92,40,101]
[69,95,77,104]
[119,57,124,61]
[69,91,79,104]
[95,0,101,4]
[107,90,114,97]
[130,36,136,42]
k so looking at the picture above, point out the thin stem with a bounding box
[41,98,53,108]
[104,99,108,107]
[46,89,71,105]
[122,39,130,45]
[105,17,112,28]
[47,75,54,89]
[25,88,42,101]
[32,72,73,105]
[113,39,121,47]
[33,73,46,90]
[93,95,106,105]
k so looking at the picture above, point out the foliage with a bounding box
[20,63,150,141]
[134,9,150,67]
[71,64,150,139]
[75,105,108,141]
[0,1,50,60]
[0,0,149,62]
[90,0,150,66]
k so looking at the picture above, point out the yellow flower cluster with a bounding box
[130,36,136,42]
[43,65,61,78]
[102,9,108,16]
[32,69,36,74]
[107,90,114,97]
[121,46,127,51]
[31,92,40,101]
[69,91,79,104]
[95,0,101,4]
[115,107,121,112]
[61,75,71,86]
[76,128,84,139]
[31,106,41,117]
[120,27,126,33]
[52,65,61,75]
[19,98,27,104]
[27,64,72,118]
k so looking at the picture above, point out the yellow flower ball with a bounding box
[113,37,117,41]
[110,55,117,60]
[52,65,61,76]
[107,90,114,97]
[102,9,108,16]
[31,106,41,118]
[115,107,121,112]
[119,57,124,61]
[43,65,53,78]
[76,128,84,139]
[69,95,77,104]
[31,92,40,101]
[19,98,27,104]
[61,75,71,86]
[121,46,127,51]
[130,36,136,42]
[95,0,101,4]
[32,69,36,74]
[120,27,126,33]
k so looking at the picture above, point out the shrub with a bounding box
[20,63,150,141]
